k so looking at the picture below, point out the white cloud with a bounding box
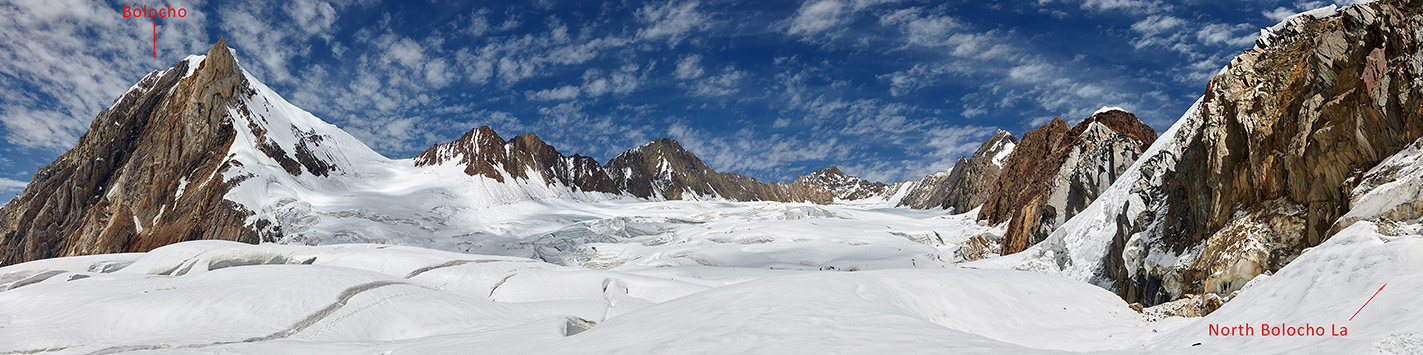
[878,8,961,47]
[456,48,495,84]
[1129,14,1257,63]
[926,125,997,159]
[1264,1,1365,22]
[1130,15,1183,36]
[467,8,491,36]
[287,0,338,36]
[1196,23,1257,47]
[1008,63,1053,83]
[676,54,705,79]
[424,58,452,88]
[787,0,847,36]
[636,0,709,46]
[961,106,987,118]
[784,0,899,40]
[0,0,209,150]
[1263,7,1299,22]
[498,56,537,84]
[526,85,582,101]
[1079,0,1169,14]
[687,66,744,97]
[665,123,850,177]
[381,36,426,69]
[0,177,25,193]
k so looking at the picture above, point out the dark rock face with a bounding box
[980,110,1157,256]
[413,126,617,194]
[414,130,888,204]
[1096,0,1423,307]
[603,139,842,203]
[604,138,722,200]
[0,38,258,266]
[887,130,1017,212]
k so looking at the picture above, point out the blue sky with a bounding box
[0,0,1371,203]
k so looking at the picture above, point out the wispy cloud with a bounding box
[0,177,26,193]
[527,85,582,101]
[1045,0,1172,14]
[685,66,744,97]
[675,54,704,79]
[0,0,210,151]
[783,0,899,40]
[636,0,710,46]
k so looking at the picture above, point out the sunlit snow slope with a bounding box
[1,213,1418,354]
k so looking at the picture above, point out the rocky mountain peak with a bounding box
[980,109,1155,256]
[0,38,264,265]
[1074,109,1157,147]
[199,37,239,80]
[793,166,886,201]
[810,166,845,177]
[414,126,616,192]
[884,130,1018,212]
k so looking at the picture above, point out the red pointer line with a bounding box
[1350,283,1386,321]
[153,22,157,58]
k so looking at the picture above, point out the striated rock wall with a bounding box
[1071,1,1423,307]
[0,38,257,266]
[981,110,1157,256]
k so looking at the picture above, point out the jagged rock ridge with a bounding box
[1019,1,1423,308]
[413,126,616,194]
[980,109,1157,256]
[885,130,1017,212]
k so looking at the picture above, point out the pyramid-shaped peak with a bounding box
[646,138,685,150]
[200,37,239,76]
[812,166,845,176]
[462,125,505,142]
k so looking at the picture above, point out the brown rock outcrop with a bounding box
[980,110,1157,256]
[0,38,259,266]
[1085,0,1423,307]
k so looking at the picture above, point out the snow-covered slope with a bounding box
[0,239,1150,354]
[2,209,1418,353]
[216,53,630,246]
[977,97,1202,287]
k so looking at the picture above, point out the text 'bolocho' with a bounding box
[122,5,187,18]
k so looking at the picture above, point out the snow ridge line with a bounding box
[404,259,529,279]
[0,270,66,292]
[82,281,408,355]
[0,346,69,355]
[250,280,407,341]
[299,286,431,340]
[489,273,518,300]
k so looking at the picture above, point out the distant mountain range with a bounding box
[0,36,1159,267]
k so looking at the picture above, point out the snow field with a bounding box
[0,240,1161,354]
